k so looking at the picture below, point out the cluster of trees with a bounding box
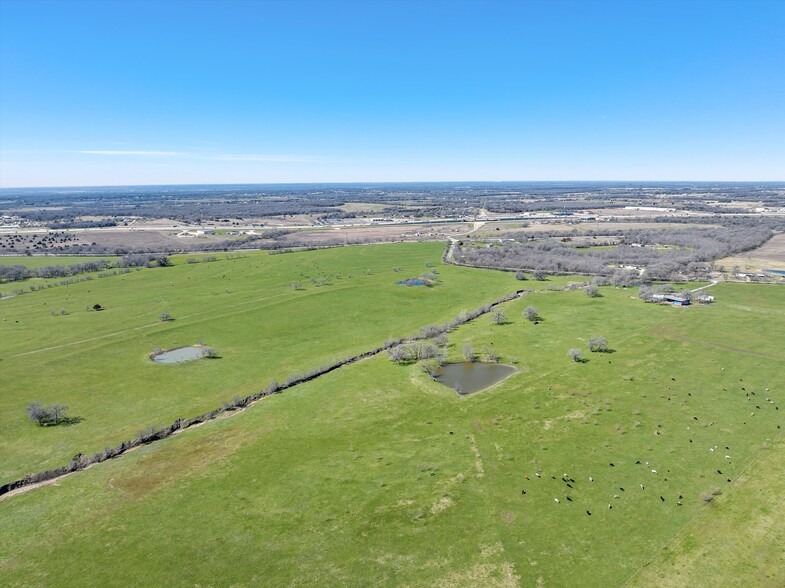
[461,343,500,363]
[0,259,110,283]
[25,401,70,426]
[384,293,522,369]
[186,255,219,264]
[568,336,610,362]
[0,231,81,253]
[454,222,776,280]
[387,341,443,363]
[47,219,117,230]
[115,254,171,267]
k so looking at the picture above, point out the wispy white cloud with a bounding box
[78,150,186,156]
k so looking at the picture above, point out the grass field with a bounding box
[716,232,785,273]
[0,243,518,483]
[0,255,117,268]
[1,243,783,586]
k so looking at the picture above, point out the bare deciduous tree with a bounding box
[568,348,583,362]
[25,401,70,426]
[420,324,442,339]
[159,311,173,322]
[463,343,476,362]
[492,309,507,325]
[524,306,538,321]
[420,359,440,378]
[587,336,608,352]
[585,284,600,297]
[419,343,440,360]
[387,346,408,363]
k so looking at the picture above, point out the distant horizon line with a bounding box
[2,179,784,191]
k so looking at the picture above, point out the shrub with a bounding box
[585,284,600,297]
[587,336,609,352]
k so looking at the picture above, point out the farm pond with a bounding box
[152,346,206,364]
[435,362,518,395]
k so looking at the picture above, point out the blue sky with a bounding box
[1,0,783,187]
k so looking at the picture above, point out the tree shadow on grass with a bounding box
[42,416,84,427]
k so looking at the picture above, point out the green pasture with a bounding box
[0,242,519,483]
[0,244,783,586]
[0,255,117,268]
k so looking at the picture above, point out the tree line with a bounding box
[453,222,777,280]
[0,254,171,283]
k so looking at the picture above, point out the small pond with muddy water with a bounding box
[435,362,518,395]
[152,346,207,364]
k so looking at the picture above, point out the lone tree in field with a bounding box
[159,311,173,322]
[587,336,609,352]
[533,270,546,281]
[585,284,600,297]
[568,348,583,362]
[524,306,538,322]
[463,343,476,362]
[515,270,527,281]
[288,282,302,291]
[491,309,507,325]
[25,401,69,426]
